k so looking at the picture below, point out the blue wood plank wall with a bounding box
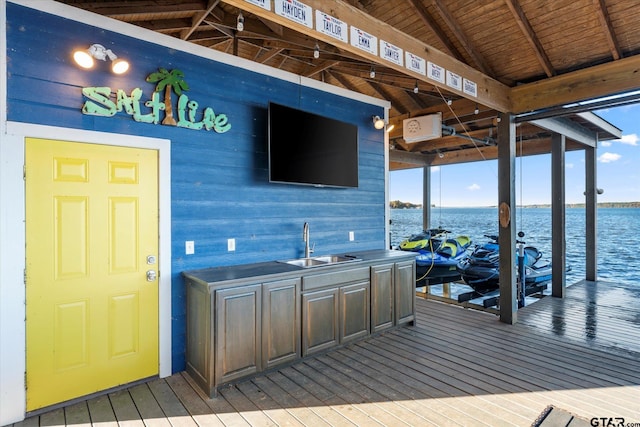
[6,3,386,372]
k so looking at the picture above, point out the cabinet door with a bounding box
[262,278,301,369]
[370,263,395,333]
[185,280,213,396]
[340,281,370,343]
[395,260,416,325]
[215,284,262,385]
[302,288,339,356]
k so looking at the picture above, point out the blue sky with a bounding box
[390,103,640,207]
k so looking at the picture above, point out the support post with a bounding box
[423,166,431,230]
[551,133,567,297]
[585,145,598,281]
[497,113,517,324]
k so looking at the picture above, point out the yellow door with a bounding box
[25,138,159,411]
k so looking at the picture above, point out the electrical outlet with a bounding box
[349,231,355,241]
[227,238,236,252]
[185,241,194,255]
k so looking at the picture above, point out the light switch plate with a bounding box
[227,238,236,251]
[349,231,355,241]
[185,241,194,255]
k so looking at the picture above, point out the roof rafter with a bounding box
[594,0,622,60]
[406,0,465,62]
[428,0,495,77]
[503,0,554,77]
[181,0,221,40]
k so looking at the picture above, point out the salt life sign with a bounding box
[80,69,231,134]
[380,40,403,66]
[316,10,348,43]
[275,0,312,28]
[350,26,377,55]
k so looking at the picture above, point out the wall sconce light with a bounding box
[446,98,453,106]
[372,115,385,130]
[313,43,320,59]
[237,11,244,31]
[73,44,129,74]
[474,104,479,115]
[436,150,445,159]
[413,81,419,94]
[369,66,376,78]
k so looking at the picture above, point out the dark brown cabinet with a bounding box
[184,252,415,397]
[262,278,301,369]
[370,263,395,333]
[215,284,262,385]
[395,259,416,325]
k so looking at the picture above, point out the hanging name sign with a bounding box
[405,52,426,75]
[245,0,271,10]
[463,78,478,97]
[427,61,445,84]
[80,68,231,134]
[350,26,377,55]
[380,40,403,66]
[446,70,462,91]
[275,0,313,28]
[315,10,348,43]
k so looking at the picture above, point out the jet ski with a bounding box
[456,234,553,294]
[399,229,472,285]
[398,228,448,252]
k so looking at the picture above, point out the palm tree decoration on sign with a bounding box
[146,68,190,126]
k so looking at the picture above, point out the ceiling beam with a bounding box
[406,0,465,62]
[528,117,597,148]
[370,82,409,115]
[390,136,586,170]
[255,47,284,63]
[428,0,495,78]
[304,60,341,77]
[510,54,640,113]
[181,0,221,40]
[503,0,554,77]
[594,0,622,60]
[221,0,511,112]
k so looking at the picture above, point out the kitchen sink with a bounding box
[283,258,328,268]
[279,254,361,268]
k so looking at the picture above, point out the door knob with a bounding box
[146,270,157,282]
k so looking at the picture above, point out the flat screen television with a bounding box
[268,102,359,188]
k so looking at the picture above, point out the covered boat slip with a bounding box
[11,279,640,427]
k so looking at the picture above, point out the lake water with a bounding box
[390,207,640,286]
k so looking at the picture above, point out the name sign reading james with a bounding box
[81,68,231,134]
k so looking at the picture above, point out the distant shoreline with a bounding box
[390,200,640,209]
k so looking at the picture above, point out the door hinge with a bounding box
[23,165,26,180]
[24,268,27,285]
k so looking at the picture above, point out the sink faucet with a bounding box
[303,222,314,258]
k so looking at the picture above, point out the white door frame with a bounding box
[0,122,172,423]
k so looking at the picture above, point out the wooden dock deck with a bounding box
[10,280,640,427]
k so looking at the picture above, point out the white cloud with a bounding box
[598,152,622,163]
[600,141,612,147]
[566,163,574,169]
[467,183,481,191]
[619,133,639,146]
[431,166,440,172]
